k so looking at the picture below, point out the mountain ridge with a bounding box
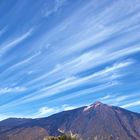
[0,102,140,140]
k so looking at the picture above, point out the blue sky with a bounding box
[0,0,140,120]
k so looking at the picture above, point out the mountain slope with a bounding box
[0,102,140,140]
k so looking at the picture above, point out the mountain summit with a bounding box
[0,102,140,140]
[83,101,106,111]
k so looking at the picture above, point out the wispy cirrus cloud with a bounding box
[99,93,140,107]
[24,61,131,102]
[43,0,67,17]
[0,86,26,95]
[0,28,34,56]
[6,51,41,72]
[0,59,133,108]
[48,82,119,104]
[25,44,138,88]
[121,101,140,108]
[0,0,140,119]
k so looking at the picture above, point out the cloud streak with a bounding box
[0,28,34,56]
[0,60,133,109]
[44,0,67,17]
[121,101,140,108]
[0,86,26,95]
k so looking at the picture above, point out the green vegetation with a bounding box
[44,131,78,140]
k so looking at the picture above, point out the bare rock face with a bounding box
[0,102,140,140]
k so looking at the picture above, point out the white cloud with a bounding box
[37,106,57,117]
[100,95,131,104]
[27,63,61,85]
[49,82,119,103]
[25,49,134,87]
[26,43,137,87]
[35,104,77,118]
[0,86,26,95]
[7,51,41,71]
[16,0,140,91]
[62,104,76,111]
[44,0,67,17]
[121,101,140,108]
[99,95,112,100]
[1,60,132,107]
[99,93,140,107]
[0,28,34,55]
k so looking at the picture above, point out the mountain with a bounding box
[0,102,140,140]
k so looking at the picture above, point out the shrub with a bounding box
[44,131,78,140]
